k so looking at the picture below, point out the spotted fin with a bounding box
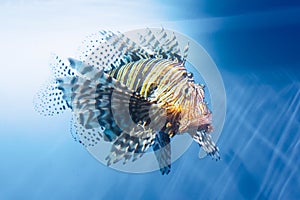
[33,55,76,116]
[70,115,103,147]
[77,32,122,72]
[153,131,171,175]
[34,79,69,116]
[49,54,77,78]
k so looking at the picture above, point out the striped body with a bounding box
[109,58,212,136]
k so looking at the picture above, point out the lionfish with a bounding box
[35,28,220,175]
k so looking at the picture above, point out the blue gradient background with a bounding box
[0,1,299,199]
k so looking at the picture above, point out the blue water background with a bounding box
[0,1,299,199]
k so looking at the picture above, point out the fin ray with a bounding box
[106,125,156,165]
[193,130,220,160]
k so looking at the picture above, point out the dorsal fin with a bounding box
[100,31,151,66]
[137,28,188,63]
[76,28,189,74]
[138,28,160,53]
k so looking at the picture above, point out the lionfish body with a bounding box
[35,29,219,175]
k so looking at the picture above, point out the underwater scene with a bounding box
[0,0,299,199]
